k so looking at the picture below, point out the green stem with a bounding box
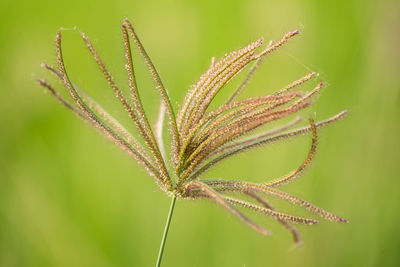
[156,195,176,267]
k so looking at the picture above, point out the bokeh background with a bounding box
[0,0,399,266]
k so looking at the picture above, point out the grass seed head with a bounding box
[38,19,348,243]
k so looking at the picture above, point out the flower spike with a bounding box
[38,20,347,243]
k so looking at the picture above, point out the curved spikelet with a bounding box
[265,118,318,187]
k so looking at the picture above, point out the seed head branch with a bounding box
[179,39,263,140]
[256,30,300,59]
[181,181,271,236]
[204,180,348,222]
[55,32,164,186]
[265,118,317,187]
[189,111,347,180]
[40,64,153,165]
[119,25,172,187]
[223,195,318,225]
[123,19,181,167]
[244,191,301,244]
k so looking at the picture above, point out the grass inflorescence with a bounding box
[38,18,348,261]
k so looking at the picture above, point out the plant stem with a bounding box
[156,195,176,267]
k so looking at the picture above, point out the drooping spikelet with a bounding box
[38,19,347,243]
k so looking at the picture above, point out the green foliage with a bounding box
[0,0,399,266]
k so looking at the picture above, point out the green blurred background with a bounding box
[0,0,399,266]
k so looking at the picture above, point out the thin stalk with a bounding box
[156,195,176,267]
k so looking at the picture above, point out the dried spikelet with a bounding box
[38,19,347,244]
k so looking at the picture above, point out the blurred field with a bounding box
[0,0,399,266]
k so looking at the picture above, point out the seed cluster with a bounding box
[38,18,347,243]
